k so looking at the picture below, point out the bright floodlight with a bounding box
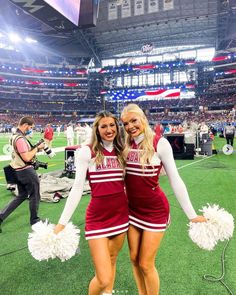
[8,33,21,43]
[25,37,38,44]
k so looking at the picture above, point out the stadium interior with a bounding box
[0,1,236,295]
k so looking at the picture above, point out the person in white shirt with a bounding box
[83,123,93,145]
[56,125,61,136]
[11,126,17,135]
[74,123,86,145]
[66,124,74,146]
[199,121,209,140]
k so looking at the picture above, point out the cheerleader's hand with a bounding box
[54,224,65,234]
[190,215,207,223]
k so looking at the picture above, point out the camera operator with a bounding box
[0,116,45,233]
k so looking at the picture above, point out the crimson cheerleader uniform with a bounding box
[125,137,170,232]
[85,147,129,239]
[59,143,129,240]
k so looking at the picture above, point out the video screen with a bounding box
[166,134,185,153]
[44,0,81,26]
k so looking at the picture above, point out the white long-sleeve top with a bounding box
[59,141,114,225]
[134,135,197,220]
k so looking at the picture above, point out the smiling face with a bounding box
[121,112,144,138]
[97,117,117,142]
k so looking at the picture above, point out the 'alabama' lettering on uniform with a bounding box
[85,146,129,239]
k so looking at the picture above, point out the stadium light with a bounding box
[8,33,21,43]
[25,37,38,44]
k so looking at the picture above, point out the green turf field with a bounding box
[0,133,235,295]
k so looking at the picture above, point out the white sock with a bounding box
[102,293,112,295]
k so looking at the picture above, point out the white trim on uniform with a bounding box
[129,215,167,227]
[129,221,166,232]
[90,177,123,183]
[90,173,123,179]
[126,166,159,172]
[126,161,160,167]
[126,172,157,177]
[86,228,128,240]
[89,168,123,173]
[85,222,129,234]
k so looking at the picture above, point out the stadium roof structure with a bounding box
[0,0,236,65]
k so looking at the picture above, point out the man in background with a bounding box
[66,123,74,146]
[199,121,209,140]
[56,125,61,136]
[74,123,85,145]
[0,116,45,233]
[224,121,235,147]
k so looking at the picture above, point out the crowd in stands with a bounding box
[0,56,235,135]
[0,105,234,134]
[0,99,102,112]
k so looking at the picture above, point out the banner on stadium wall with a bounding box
[143,89,180,99]
[121,0,131,18]
[25,80,44,86]
[108,1,118,20]
[148,0,159,13]
[224,69,236,74]
[109,88,182,101]
[134,0,144,16]
[22,68,49,74]
[163,0,174,11]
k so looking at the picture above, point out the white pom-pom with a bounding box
[201,204,234,241]
[188,204,234,251]
[188,221,218,251]
[54,222,80,262]
[28,220,56,261]
[28,221,80,262]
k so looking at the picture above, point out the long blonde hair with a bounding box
[121,104,155,166]
[91,111,125,167]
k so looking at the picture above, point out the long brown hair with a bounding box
[91,111,125,167]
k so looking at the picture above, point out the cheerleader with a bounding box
[121,104,206,295]
[54,111,129,295]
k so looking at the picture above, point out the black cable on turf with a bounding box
[203,239,234,295]
[0,246,27,257]
[0,221,85,258]
[163,177,235,295]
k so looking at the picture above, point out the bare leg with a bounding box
[127,225,147,295]
[138,230,165,295]
[88,233,126,295]
[88,238,112,295]
[104,233,126,293]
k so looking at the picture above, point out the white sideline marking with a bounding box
[178,155,215,170]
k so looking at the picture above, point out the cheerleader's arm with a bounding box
[157,137,198,220]
[55,146,91,233]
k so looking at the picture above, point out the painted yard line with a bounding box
[177,155,215,170]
